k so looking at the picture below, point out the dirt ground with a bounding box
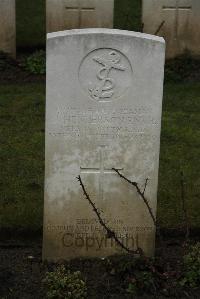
[0,52,45,84]
[0,234,200,299]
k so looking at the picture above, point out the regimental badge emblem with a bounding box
[79,48,133,102]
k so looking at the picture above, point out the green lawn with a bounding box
[0,81,200,232]
[158,83,200,229]
[0,84,45,231]
[16,0,142,50]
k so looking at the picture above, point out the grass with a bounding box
[0,80,200,231]
[0,84,45,231]
[158,83,200,229]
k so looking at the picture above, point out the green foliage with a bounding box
[23,50,46,74]
[106,256,157,295]
[127,270,156,295]
[180,243,200,288]
[43,266,87,299]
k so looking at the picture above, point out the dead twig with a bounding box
[154,20,165,35]
[112,169,156,225]
[112,168,163,244]
[77,175,143,256]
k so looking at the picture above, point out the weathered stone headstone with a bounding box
[43,29,165,261]
[46,0,114,33]
[142,0,200,58]
[0,0,16,57]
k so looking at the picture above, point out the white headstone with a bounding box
[0,0,16,57]
[46,0,114,33]
[43,29,165,261]
[142,0,200,58]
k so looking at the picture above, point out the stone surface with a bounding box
[46,0,114,33]
[0,0,16,57]
[142,0,200,58]
[43,29,165,261]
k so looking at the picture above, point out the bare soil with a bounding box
[0,235,200,299]
[0,53,45,84]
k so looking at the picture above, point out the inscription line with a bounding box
[162,6,192,10]
[66,7,95,11]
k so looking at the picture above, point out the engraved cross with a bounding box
[162,0,192,39]
[65,1,95,27]
[80,146,123,200]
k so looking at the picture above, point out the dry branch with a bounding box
[112,168,156,225]
[112,168,163,244]
[77,175,143,256]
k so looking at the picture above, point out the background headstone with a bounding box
[43,29,165,261]
[0,0,16,57]
[46,0,114,33]
[142,0,200,58]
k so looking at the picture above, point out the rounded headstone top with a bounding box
[47,28,165,45]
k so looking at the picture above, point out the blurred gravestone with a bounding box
[46,0,114,33]
[143,0,200,58]
[0,0,16,57]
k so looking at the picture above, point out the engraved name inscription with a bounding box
[48,106,159,141]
